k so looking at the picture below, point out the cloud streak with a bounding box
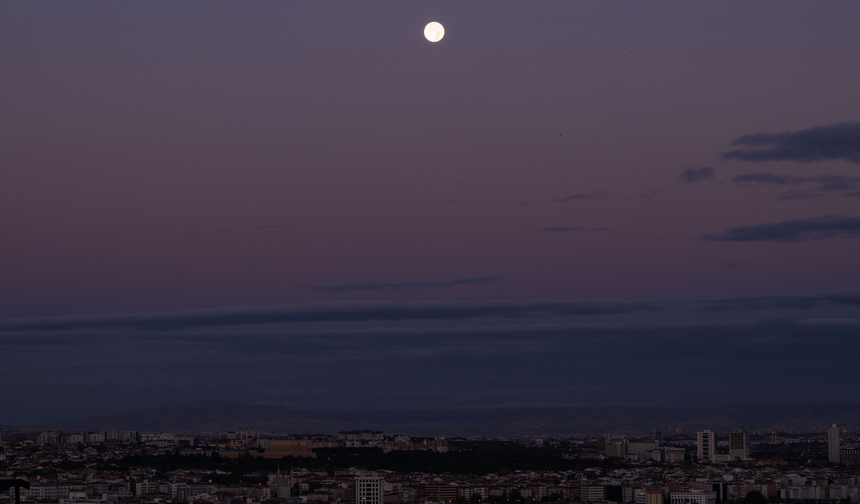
[302,277,499,292]
[774,190,822,201]
[537,226,611,233]
[723,122,860,163]
[679,166,715,183]
[698,289,860,312]
[702,214,860,243]
[6,287,860,333]
[6,287,860,334]
[732,173,860,191]
[0,299,662,332]
[553,191,608,202]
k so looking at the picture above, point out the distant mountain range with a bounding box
[44,400,860,436]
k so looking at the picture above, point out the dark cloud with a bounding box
[12,286,860,335]
[699,289,860,312]
[732,173,795,185]
[814,175,860,191]
[679,166,715,183]
[701,214,860,243]
[0,298,662,332]
[28,318,858,355]
[254,225,291,229]
[732,172,860,191]
[183,231,197,236]
[720,260,748,269]
[4,316,860,424]
[723,121,860,163]
[6,286,860,424]
[537,226,611,233]
[302,277,499,292]
[847,192,860,198]
[623,190,664,201]
[553,191,608,202]
[775,190,822,201]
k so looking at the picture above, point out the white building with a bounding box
[356,472,384,504]
[16,483,71,500]
[36,431,63,445]
[697,431,716,463]
[828,423,840,464]
[340,430,384,448]
[580,485,606,502]
[132,481,158,496]
[669,491,717,504]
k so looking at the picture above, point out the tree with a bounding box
[741,490,768,504]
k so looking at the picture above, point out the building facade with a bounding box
[356,473,384,504]
[262,439,316,458]
[729,429,749,460]
[339,430,384,447]
[669,491,717,504]
[829,424,841,464]
[581,485,606,502]
[599,437,628,458]
[697,431,716,463]
[647,490,664,504]
[627,441,660,460]
[841,447,860,465]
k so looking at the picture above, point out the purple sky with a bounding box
[2,2,860,425]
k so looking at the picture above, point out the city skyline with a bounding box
[4,418,860,504]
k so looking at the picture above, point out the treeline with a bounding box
[109,441,623,476]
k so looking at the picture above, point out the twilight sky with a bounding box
[2,2,860,425]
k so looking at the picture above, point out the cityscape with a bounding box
[3,423,860,504]
[3,4,860,504]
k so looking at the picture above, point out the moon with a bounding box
[424,22,444,42]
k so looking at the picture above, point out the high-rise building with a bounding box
[828,424,840,464]
[598,437,627,458]
[581,486,606,502]
[627,441,660,460]
[729,428,749,460]
[36,431,63,445]
[697,430,716,463]
[132,481,158,496]
[647,490,664,504]
[356,472,383,504]
[655,431,663,446]
[840,447,860,465]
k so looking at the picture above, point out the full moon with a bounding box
[424,22,444,42]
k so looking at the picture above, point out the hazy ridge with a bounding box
[43,401,860,436]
